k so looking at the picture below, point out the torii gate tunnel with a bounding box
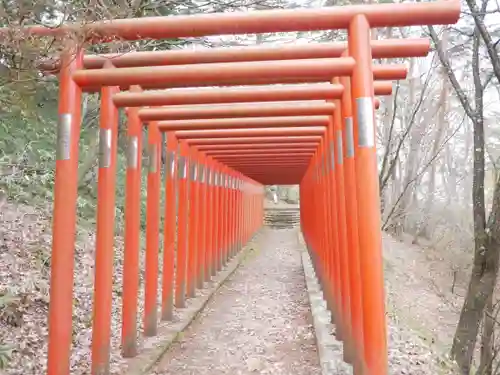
[19,1,460,374]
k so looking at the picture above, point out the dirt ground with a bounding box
[383,233,461,374]
[151,228,321,375]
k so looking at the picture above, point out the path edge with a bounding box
[301,247,352,375]
[125,238,259,375]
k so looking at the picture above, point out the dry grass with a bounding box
[0,200,158,374]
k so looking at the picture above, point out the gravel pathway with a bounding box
[152,228,321,375]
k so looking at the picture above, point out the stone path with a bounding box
[151,228,321,375]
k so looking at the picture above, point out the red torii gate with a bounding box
[10,2,461,375]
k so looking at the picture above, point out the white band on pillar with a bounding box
[336,130,343,165]
[356,97,375,148]
[345,117,355,157]
[127,136,138,169]
[99,128,112,168]
[57,114,72,161]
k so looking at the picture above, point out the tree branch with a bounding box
[466,0,500,85]
[428,25,477,120]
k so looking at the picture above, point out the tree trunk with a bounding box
[429,8,500,372]
[478,295,494,375]
[461,117,473,206]
[453,260,498,374]
[451,26,492,375]
[452,173,500,374]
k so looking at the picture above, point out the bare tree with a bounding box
[429,0,500,370]
[416,29,450,240]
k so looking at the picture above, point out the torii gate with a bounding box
[5,2,460,374]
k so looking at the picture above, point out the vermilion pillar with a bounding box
[175,142,190,308]
[121,87,143,358]
[349,15,388,374]
[323,133,338,329]
[333,90,352,359]
[340,74,365,373]
[196,154,207,289]
[219,165,226,270]
[229,172,236,259]
[47,49,83,375]
[216,167,224,269]
[144,122,161,336]
[205,161,214,282]
[162,133,178,321]
[235,175,242,252]
[187,148,200,297]
[213,165,222,273]
[314,145,323,280]
[222,167,230,266]
[322,143,333,318]
[91,81,119,374]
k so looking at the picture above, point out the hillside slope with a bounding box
[0,199,462,374]
[383,233,461,374]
